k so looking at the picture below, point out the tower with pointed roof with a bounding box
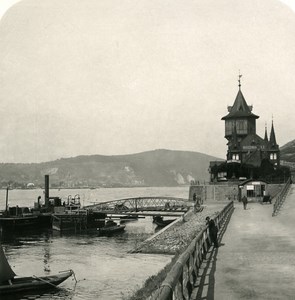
[222,85,261,164]
[221,76,267,167]
[209,75,280,182]
[264,123,268,142]
[268,120,280,166]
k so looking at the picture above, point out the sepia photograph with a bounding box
[1,0,295,299]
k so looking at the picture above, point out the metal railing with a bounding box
[272,178,291,217]
[150,201,234,300]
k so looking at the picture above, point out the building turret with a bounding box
[222,86,259,140]
[264,124,268,143]
[268,120,280,167]
[222,75,260,164]
[269,120,278,148]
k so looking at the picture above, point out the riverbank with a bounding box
[132,202,229,254]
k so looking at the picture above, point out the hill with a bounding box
[281,140,295,161]
[280,140,295,169]
[0,149,221,188]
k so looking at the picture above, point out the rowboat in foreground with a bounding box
[0,245,75,295]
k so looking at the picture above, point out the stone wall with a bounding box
[189,184,238,202]
[189,183,283,203]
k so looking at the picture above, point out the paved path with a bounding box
[192,185,295,300]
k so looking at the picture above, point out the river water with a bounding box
[0,186,189,300]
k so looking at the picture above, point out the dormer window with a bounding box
[232,154,239,160]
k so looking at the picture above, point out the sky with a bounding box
[1,0,295,163]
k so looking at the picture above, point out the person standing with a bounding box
[206,216,219,248]
[193,193,196,212]
[242,195,248,210]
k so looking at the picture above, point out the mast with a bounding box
[45,175,49,208]
[5,186,9,215]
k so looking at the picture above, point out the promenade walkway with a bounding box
[192,185,295,300]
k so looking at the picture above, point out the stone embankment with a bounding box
[132,202,229,254]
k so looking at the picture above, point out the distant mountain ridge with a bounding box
[0,149,221,188]
[280,140,295,169]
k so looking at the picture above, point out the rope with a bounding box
[70,269,77,283]
[32,270,76,289]
[59,269,78,283]
[33,275,60,289]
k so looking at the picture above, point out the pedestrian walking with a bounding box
[242,195,248,210]
[193,193,196,201]
[205,216,219,248]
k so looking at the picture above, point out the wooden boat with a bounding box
[98,220,125,234]
[153,216,176,227]
[0,245,74,295]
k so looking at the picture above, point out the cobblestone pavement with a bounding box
[133,202,229,254]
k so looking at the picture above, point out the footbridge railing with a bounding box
[84,197,189,213]
[272,178,291,217]
[150,201,234,300]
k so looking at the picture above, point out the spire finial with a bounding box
[238,70,242,90]
[272,114,274,124]
[264,122,268,142]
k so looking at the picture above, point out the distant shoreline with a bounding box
[1,185,190,190]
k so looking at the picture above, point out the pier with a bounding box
[192,189,295,300]
[142,181,293,300]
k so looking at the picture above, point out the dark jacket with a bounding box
[208,219,218,234]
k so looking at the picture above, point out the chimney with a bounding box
[45,175,49,207]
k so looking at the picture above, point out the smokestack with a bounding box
[45,175,49,207]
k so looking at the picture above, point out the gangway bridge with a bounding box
[84,196,190,217]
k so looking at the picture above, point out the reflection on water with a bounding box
[1,219,171,300]
[1,187,188,299]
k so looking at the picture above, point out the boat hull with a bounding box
[153,218,176,227]
[98,225,126,234]
[0,270,73,295]
[52,212,106,232]
[0,216,39,232]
